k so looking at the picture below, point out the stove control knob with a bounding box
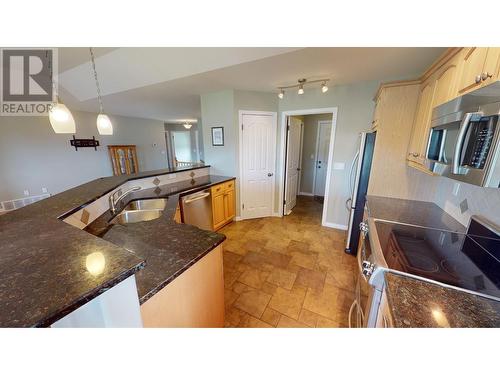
[362,261,374,277]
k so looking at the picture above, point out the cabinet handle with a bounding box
[481,72,493,81]
[408,152,419,158]
[475,75,482,84]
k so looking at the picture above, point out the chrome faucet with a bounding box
[109,186,141,214]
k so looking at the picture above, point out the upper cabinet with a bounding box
[457,47,500,94]
[407,79,436,169]
[406,47,500,175]
[371,89,386,130]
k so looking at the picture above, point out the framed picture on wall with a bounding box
[211,127,224,146]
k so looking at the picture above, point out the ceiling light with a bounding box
[90,47,113,135]
[298,85,304,95]
[49,102,76,134]
[183,123,192,129]
[321,82,329,93]
[278,89,284,99]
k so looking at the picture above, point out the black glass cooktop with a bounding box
[374,217,500,299]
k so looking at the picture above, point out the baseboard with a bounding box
[298,192,314,196]
[272,212,282,217]
[235,216,243,221]
[322,221,348,230]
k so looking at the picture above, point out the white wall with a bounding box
[0,110,167,202]
[278,80,380,227]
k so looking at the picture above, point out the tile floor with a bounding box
[219,196,357,328]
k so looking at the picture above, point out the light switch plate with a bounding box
[168,173,177,179]
[333,162,345,170]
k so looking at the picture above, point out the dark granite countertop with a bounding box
[366,195,466,232]
[384,273,500,327]
[0,164,216,327]
[86,174,233,303]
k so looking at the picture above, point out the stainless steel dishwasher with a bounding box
[181,189,213,230]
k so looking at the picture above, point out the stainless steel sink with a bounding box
[123,198,167,211]
[110,209,163,225]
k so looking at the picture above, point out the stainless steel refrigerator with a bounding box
[345,131,376,255]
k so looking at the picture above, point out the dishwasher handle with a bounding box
[184,192,210,204]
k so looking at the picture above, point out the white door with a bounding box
[172,131,192,162]
[241,113,277,219]
[284,117,302,214]
[314,121,332,197]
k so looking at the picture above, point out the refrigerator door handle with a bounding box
[349,151,360,197]
[345,197,352,211]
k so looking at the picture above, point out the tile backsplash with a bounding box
[408,168,500,228]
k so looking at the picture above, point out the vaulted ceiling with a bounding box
[57,47,445,122]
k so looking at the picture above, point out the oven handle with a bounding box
[452,112,480,174]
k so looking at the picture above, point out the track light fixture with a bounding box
[277,78,330,99]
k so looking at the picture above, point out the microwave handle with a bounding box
[452,112,480,174]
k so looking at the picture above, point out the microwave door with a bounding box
[453,112,481,174]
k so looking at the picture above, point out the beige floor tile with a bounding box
[233,281,254,294]
[261,250,292,268]
[325,269,356,292]
[225,307,248,327]
[238,315,273,328]
[241,251,273,271]
[233,289,272,318]
[266,267,297,290]
[290,250,318,270]
[223,251,242,270]
[224,240,248,256]
[261,307,281,327]
[303,283,353,321]
[224,288,239,308]
[298,309,321,327]
[268,286,306,320]
[238,267,271,289]
[277,315,309,328]
[260,281,278,295]
[316,316,343,328]
[294,267,326,292]
[224,268,240,289]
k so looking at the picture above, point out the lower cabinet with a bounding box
[375,289,393,328]
[140,245,225,327]
[211,180,235,230]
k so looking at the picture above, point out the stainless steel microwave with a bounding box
[425,82,500,188]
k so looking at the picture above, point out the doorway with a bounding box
[279,108,338,226]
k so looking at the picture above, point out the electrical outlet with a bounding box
[452,182,461,196]
[41,187,48,193]
[168,173,177,179]
[23,190,30,196]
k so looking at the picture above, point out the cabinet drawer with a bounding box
[211,184,224,196]
[223,180,235,191]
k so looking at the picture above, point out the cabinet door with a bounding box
[212,193,226,229]
[407,80,435,165]
[432,55,460,108]
[457,47,488,94]
[372,90,385,129]
[483,48,500,84]
[223,189,235,221]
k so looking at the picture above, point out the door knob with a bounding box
[481,72,493,81]
[267,173,273,177]
[475,75,482,84]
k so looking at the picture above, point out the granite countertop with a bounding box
[366,195,466,232]
[0,164,218,327]
[384,273,500,327]
[86,174,233,303]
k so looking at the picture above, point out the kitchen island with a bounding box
[0,165,231,327]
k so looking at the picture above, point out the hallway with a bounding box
[220,196,357,328]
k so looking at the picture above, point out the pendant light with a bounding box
[278,89,284,99]
[298,85,304,95]
[321,81,329,93]
[90,47,113,135]
[47,51,76,133]
[183,122,193,129]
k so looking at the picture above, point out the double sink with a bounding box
[110,198,168,225]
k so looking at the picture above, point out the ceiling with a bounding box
[57,47,446,122]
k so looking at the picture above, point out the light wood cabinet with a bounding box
[457,47,500,94]
[211,179,236,230]
[108,145,139,176]
[367,82,420,198]
[407,79,436,169]
[371,89,385,130]
[432,53,460,108]
[140,245,224,327]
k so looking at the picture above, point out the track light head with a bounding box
[321,82,329,93]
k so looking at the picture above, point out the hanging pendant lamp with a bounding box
[90,47,113,135]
